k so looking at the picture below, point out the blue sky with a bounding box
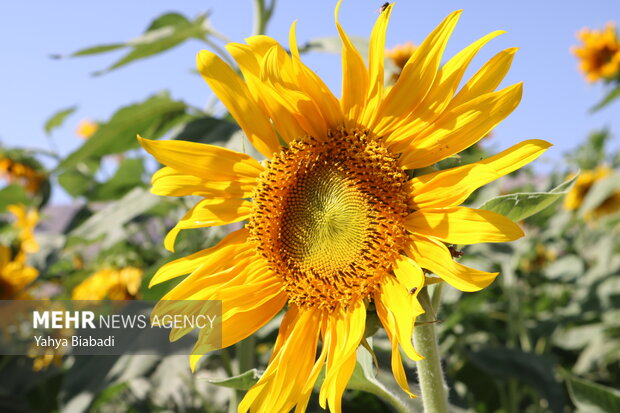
[1,0,619,202]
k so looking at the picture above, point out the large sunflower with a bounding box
[139,2,550,412]
[572,22,620,83]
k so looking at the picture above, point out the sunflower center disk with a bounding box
[249,129,411,310]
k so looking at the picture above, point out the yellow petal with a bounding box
[161,254,255,300]
[406,235,499,291]
[190,290,287,372]
[389,331,416,398]
[359,2,393,126]
[393,256,425,292]
[319,300,366,410]
[449,47,518,109]
[410,163,500,209]
[374,10,462,134]
[289,20,300,59]
[406,206,524,244]
[221,292,287,350]
[164,199,252,252]
[335,0,369,124]
[239,307,322,413]
[383,29,502,142]
[375,275,424,361]
[374,299,417,397]
[410,139,552,208]
[138,136,263,182]
[477,139,553,176]
[261,46,328,138]
[288,22,343,130]
[151,166,255,198]
[296,318,329,413]
[149,228,249,287]
[326,351,357,413]
[196,50,280,157]
[399,83,523,169]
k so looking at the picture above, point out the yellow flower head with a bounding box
[139,3,550,411]
[564,166,620,218]
[0,156,45,194]
[0,246,38,299]
[72,267,143,300]
[7,204,39,254]
[386,41,417,70]
[32,354,63,371]
[76,119,99,139]
[572,22,620,82]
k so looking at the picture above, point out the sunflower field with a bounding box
[1,1,620,412]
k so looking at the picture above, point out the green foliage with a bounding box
[590,84,620,112]
[55,12,213,76]
[578,172,620,216]
[564,373,620,413]
[479,174,577,221]
[0,184,30,212]
[565,129,610,170]
[58,92,187,171]
[209,369,262,391]
[66,187,160,249]
[44,106,77,135]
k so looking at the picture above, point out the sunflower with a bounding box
[72,267,143,300]
[6,204,40,254]
[0,156,45,195]
[564,166,620,218]
[139,2,550,411]
[76,119,99,139]
[386,41,417,82]
[0,246,38,299]
[572,22,620,83]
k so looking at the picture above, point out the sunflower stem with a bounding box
[234,335,256,405]
[361,378,414,413]
[414,287,449,413]
[252,0,276,36]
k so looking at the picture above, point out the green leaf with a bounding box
[58,92,186,171]
[543,254,585,280]
[590,84,620,112]
[58,169,94,198]
[44,106,77,135]
[348,338,378,389]
[467,347,565,413]
[67,187,160,248]
[94,13,209,75]
[0,185,31,212]
[92,158,145,201]
[564,373,620,413]
[565,129,610,170]
[53,13,210,75]
[299,36,369,60]
[57,158,100,198]
[478,175,578,221]
[50,44,125,59]
[208,368,262,390]
[578,173,620,216]
[174,116,240,145]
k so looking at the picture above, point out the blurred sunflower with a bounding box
[386,41,416,81]
[564,166,620,218]
[140,2,550,411]
[6,204,40,254]
[72,267,143,300]
[0,155,45,195]
[0,247,38,299]
[75,119,99,139]
[572,22,620,82]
